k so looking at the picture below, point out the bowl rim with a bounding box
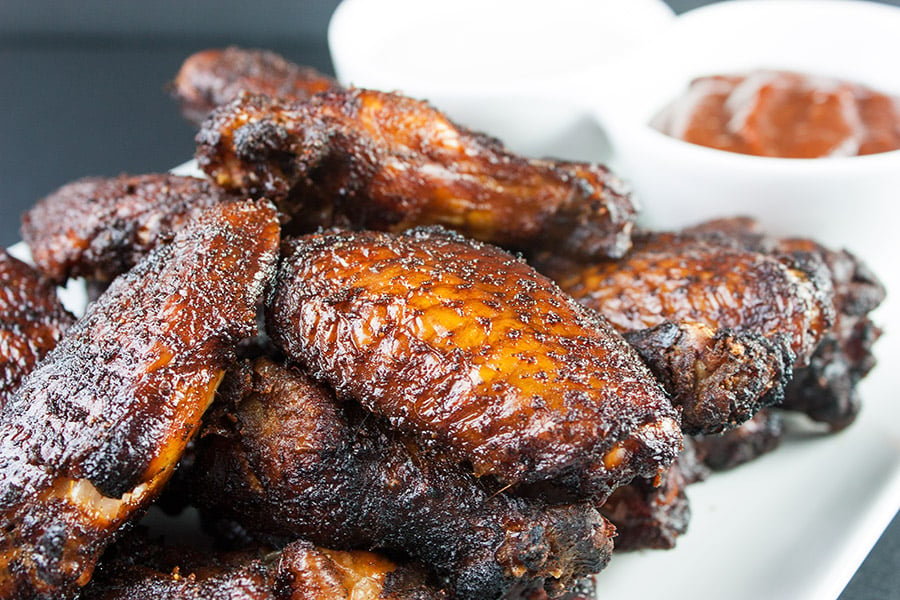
[327,0,676,95]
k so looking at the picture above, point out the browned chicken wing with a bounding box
[0,200,280,599]
[191,357,614,600]
[84,536,445,600]
[535,221,839,433]
[267,227,681,499]
[172,47,339,126]
[675,217,885,430]
[599,439,709,551]
[21,174,230,283]
[0,250,74,408]
[196,90,636,259]
[623,320,793,434]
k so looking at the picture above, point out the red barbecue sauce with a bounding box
[652,70,900,158]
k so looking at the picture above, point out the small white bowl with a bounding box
[328,0,674,160]
[591,0,900,282]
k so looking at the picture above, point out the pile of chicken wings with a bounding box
[0,47,885,600]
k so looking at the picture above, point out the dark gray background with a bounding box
[1,1,898,598]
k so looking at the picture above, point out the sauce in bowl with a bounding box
[651,70,900,158]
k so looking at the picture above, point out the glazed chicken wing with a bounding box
[196,90,636,259]
[172,47,339,126]
[191,357,614,600]
[0,200,279,599]
[0,250,74,408]
[267,227,681,499]
[21,174,230,283]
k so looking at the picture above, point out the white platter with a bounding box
[10,160,900,600]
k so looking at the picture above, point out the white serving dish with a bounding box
[328,0,675,161]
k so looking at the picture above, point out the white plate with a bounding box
[11,161,900,600]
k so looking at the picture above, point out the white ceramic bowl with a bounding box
[328,0,675,160]
[592,0,900,282]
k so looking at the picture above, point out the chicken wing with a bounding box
[172,47,339,126]
[191,357,614,600]
[0,250,74,408]
[535,222,838,433]
[196,90,636,259]
[84,536,445,600]
[21,174,230,283]
[0,200,279,599]
[267,227,681,499]
[675,217,885,430]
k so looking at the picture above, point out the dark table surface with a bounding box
[1,2,899,599]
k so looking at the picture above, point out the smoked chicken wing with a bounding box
[196,90,636,259]
[267,227,681,499]
[190,357,614,600]
[0,200,279,599]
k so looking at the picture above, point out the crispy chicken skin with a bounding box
[693,409,784,471]
[172,47,339,126]
[267,227,681,498]
[196,90,636,259]
[0,250,74,408]
[191,357,614,600]
[84,537,446,600]
[21,174,230,283]
[623,320,793,434]
[0,200,280,599]
[600,439,708,551]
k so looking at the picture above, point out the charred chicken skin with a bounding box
[191,357,614,600]
[84,536,446,600]
[0,250,74,408]
[196,90,637,259]
[172,47,339,126]
[21,174,231,284]
[267,227,681,499]
[0,200,280,599]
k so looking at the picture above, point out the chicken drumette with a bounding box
[0,200,279,599]
[196,90,637,259]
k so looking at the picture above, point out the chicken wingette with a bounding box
[190,357,614,600]
[0,200,279,599]
[0,250,74,408]
[267,226,681,499]
[196,90,637,259]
